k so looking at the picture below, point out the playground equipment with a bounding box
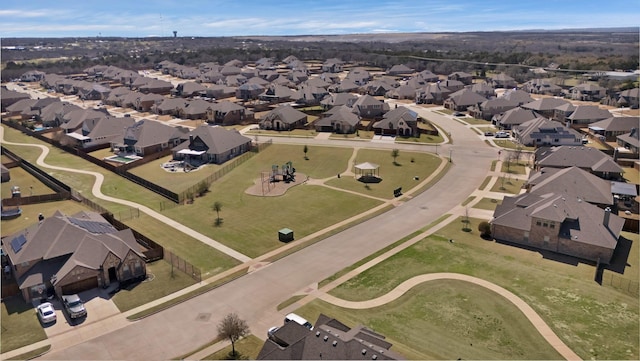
[270,161,296,183]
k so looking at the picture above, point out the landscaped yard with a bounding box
[472,197,502,210]
[1,296,47,353]
[328,130,374,140]
[111,260,198,312]
[296,216,639,360]
[500,161,528,175]
[245,128,317,138]
[127,155,223,193]
[0,200,92,236]
[490,177,525,194]
[396,132,444,144]
[0,166,54,199]
[459,117,491,125]
[201,335,263,360]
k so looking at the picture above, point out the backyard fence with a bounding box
[164,250,202,282]
[102,213,164,262]
[602,273,639,297]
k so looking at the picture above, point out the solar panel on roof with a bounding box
[68,218,116,234]
[11,234,27,253]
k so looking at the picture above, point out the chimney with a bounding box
[189,135,194,143]
[603,207,611,228]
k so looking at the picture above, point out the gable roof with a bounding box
[373,106,417,129]
[121,119,186,148]
[589,117,640,132]
[492,192,624,250]
[521,98,569,111]
[535,146,623,174]
[500,89,534,104]
[566,105,612,122]
[494,107,542,126]
[173,125,251,156]
[446,88,487,106]
[526,167,613,205]
[262,105,307,125]
[315,105,361,128]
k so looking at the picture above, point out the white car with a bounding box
[494,131,510,138]
[36,302,57,324]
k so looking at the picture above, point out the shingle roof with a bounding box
[527,166,613,205]
[173,125,251,156]
[521,98,569,111]
[535,146,623,174]
[589,117,639,132]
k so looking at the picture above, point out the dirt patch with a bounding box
[245,173,307,196]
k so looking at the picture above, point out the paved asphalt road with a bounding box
[40,108,498,360]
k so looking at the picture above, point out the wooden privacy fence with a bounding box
[164,250,201,282]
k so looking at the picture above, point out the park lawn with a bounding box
[202,335,263,360]
[490,177,525,194]
[163,185,382,258]
[257,144,354,179]
[0,166,53,199]
[1,296,48,353]
[299,281,564,360]
[0,200,92,236]
[317,217,638,360]
[125,213,240,275]
[325,149,442,200]
[111,260,198,312]
[128,155,223,193]
[472,197,502,211]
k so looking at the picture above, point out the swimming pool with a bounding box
[104,155,141,164]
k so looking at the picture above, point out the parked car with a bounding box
[495,131,510,138]
[453,112,465,117]
[484,131,494,137]
[61,294,87,319]
[36,302,57,324]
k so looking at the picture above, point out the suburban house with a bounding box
[314,105,361,134]
[570,83,607,102]
[447,71,473,85]
[587,116,640,142]
[564,105,613,128]
[65,116,136,150]
[500,88,534,106]
[171,125,252,165]
[617,87,639,108]
[513,118,583,147]
[525,166,615,207]
[135,78,174,95]
[258,313,404,360]
[236,83,265,100]
[259,105,308,131]
[320,93,358,110]
[259,84,299,104]
[385,84,416,100]
[111,119,188,156]
[364,79,396,96]
[134,93,165,112]
[521,98,570,119]
[59,108,111,134]
[415,83,452,105]
[617,128,640,155]
[206,101,253,125]
[153,98,189,117]
[522,79,563,96]
[344,67,371,86]
[1,87,30,111]
[468,82,496,98]
[443,88,487,111]
[487,73,516,88]
[328,79,360,93]
[201,84,237,100]
[491,191,624,264]
[179,99,214,120]
[468,97,518,120]
[534,146,624,180]
[386,64,414,77]
[350,95,389,119]
[416,69,439,82]
[372,106,419,137]
[175,81,208,97]
[39,102,82,127]
[2,210,147,302]
[20,70,47,82]
[440,79,465,92]
[322,58,344,73]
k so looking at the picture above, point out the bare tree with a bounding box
[217,313,249,359]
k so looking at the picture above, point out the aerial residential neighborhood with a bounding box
[0,2,638,360]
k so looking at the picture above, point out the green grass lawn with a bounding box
[1,166,54,199]
[202,335,263,360]
[128,155,223,193]
[500,162,528,175]
[325,149,442,200]
[396,132,444,144]
[246,129,317,138]
[328,131,374,140]
[490,177,525,194]
[494,140,535,151]
[1,296,48,353]
[1,200,93,236]
[478,176,492,191]
[623,167,640,185]
[111,260,198,312]
[460,117,491,125]
[303,216,638,360]
[472,197,502,211]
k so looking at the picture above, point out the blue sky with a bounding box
[1,0,638,38]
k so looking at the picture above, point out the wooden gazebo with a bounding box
[354,162,381,182]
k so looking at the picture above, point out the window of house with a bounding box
[554,139,559,142]
[543,222,548,227]
[549,222,555,229]
[536,221,541,226]
[523,231,529,242]
[543,236,550,246]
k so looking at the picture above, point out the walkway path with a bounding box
[316,272,581,361]
[0,126,251,263]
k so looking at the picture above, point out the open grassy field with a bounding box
[325,149,442,200]
[300,217,638,360]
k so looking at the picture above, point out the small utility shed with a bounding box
[278,228,294,243]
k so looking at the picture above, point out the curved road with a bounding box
[2,107,576,360]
